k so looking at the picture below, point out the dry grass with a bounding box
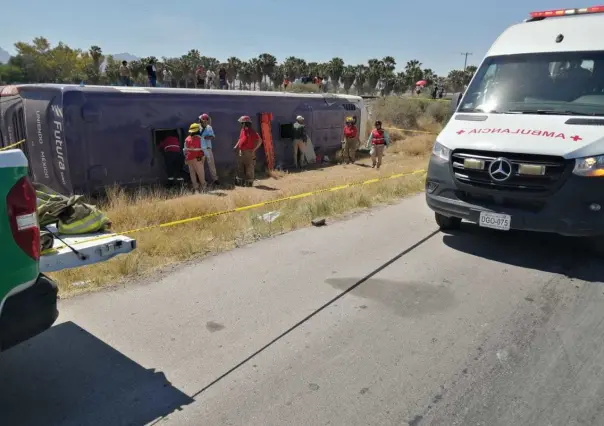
[50,97,449,297]
[49,138,432,297]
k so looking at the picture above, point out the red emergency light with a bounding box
[530,5,604,18]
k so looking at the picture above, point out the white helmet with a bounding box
[296,115,304,121]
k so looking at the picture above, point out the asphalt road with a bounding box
[1,193,604,426]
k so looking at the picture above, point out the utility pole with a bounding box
[460,52,473,70]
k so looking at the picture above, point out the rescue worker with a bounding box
[292,115,307,168]
[184,123,206,192]
[199,113,220,185]
[233,115,263,186]
[342,116,359,164]
[158,133,184,185]
[366,120,390,169]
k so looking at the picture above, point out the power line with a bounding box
[460,52,473,70]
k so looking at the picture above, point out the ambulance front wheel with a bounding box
[435,212,462,231]
[589,236,604,258]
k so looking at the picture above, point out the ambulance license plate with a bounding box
[479,212,511,231]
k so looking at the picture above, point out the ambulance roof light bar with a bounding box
[530,5,604,18]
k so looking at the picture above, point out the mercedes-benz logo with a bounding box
[488,157,513,182]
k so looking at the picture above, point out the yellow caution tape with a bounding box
[0,139,26,151]
[50,168,428,251]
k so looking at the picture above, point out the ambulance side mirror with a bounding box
[450,92,462,115]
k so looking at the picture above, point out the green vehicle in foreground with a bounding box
[0,149,136,351]
[0,149,56,351]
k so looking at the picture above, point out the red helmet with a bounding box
[238,115,252,123]
[199,113,210,121]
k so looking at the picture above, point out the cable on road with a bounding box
[187,229,441,399]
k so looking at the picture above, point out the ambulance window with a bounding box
[582,60,594,72]
[460,51,604,116]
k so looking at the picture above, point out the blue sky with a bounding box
[1,0,578,75]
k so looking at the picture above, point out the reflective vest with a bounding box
[371,129,386,145]
[35,183,111,235]
[58,208,110,235]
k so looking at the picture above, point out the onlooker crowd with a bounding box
[118,61,330,93]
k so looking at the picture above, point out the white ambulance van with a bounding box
[425,6,604,254]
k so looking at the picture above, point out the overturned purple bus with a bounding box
[0,84,366,195]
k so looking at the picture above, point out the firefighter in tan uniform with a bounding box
[233,115,263,186]
[342,116,359,164]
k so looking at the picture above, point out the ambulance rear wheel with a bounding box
[435,213,462,231]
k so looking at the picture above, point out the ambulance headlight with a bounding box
[432,142,451,162]
[573,155,604,177]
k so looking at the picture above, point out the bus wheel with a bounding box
[435,213,462,231]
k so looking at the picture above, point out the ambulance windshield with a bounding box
[459,51,604,116]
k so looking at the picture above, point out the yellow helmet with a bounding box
[188,123,201,133]
[345,116,354,123]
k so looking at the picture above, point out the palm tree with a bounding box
[317,62,330,79]
[239,62,253,90]
[85,45,104,84]
[258,53,277,84]
[382,56,396,73]
[381,70,398,96]
[89,46,103,70]
[422,68,436,86]
[282,56,307,79]
[405,60,423,92]
[328,57,345,89]
[355,65,368,94]
[394,71,408,94]
[341,65,357,94]
[226,56,242,89]
[182,50,202,87]
[367,58,384,94]
[248,58,263,90]
[447,69,467,92]
[271,64,285,89]
[463,65,477,85]
[201,56,219,72]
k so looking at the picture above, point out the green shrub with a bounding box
[372,96,451,132]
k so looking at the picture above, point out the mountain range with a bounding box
[0,48,139,64]
[0,47,10,64]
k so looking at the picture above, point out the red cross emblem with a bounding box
[456,129,465,135]
[571,135,582,142]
